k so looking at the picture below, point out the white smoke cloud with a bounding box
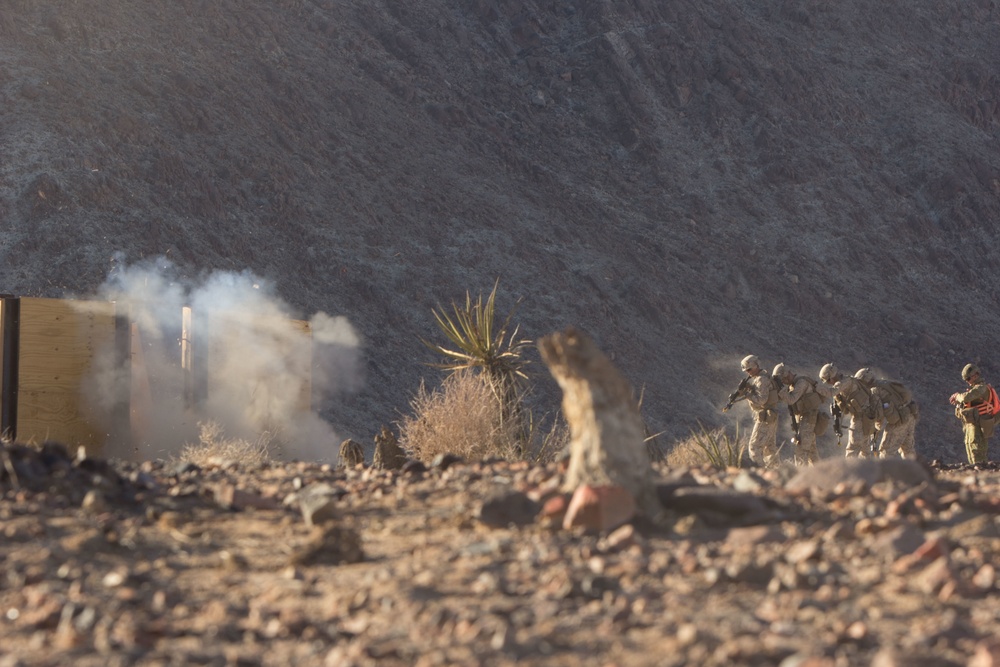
[83,255,362,462]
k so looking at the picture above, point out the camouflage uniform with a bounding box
[776,368,825,466]
[741,356,779,467]
[866,375,918,459]
[817,364,875,458]
[951,364,993,464]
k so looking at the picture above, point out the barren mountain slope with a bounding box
[1,0,999,459]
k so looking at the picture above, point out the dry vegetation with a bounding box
[667,425,749,469]
[178,421,275,468]
[398,371,569,464]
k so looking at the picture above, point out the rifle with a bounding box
[722,376,751,412]
[869,390,890,456]
[788,406,800,447]
[831,402,843,447]
[869,424,884,457]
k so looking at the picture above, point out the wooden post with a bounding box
[0,295,20,441]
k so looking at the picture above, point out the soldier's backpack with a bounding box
[882,380,912,407]
[875,380,915,426]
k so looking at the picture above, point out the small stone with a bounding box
[102,571,127,588]
[972,563,996,590]
[602,524,638,551]
[969,639,1000,667]
[430,453,464,471]
[289,525,364,566]
[677,623,698,646]
[298,483,345,526]
[784,540,820,565]
[81,490,107,515]
[845,621,867,640]
[219,550,249,571]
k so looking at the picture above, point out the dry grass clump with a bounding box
[399,370,530,463]
[179,421,274,468]
[667,424,747,469]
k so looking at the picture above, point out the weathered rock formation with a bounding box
[538,326,662,520]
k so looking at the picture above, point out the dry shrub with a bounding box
[179,421,274,468]
[399,370,526,463]
[667,424,747,469]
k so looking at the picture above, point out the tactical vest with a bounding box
[962,382,999,417]
[749,372,779,413]
[788,376,823,416]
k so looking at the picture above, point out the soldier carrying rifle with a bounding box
[816,363,877,458]
[772,363,829,466]
[723,355,780,468]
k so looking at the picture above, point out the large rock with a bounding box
[538,327,662,520]
[785,458,933,495]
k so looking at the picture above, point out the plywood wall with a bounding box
[16,297,117,454]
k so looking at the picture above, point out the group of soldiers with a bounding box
[722,355,994,467]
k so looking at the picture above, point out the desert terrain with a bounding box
[2,440,1000,666]
[2,2,1000,665]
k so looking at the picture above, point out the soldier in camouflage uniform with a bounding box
[949,363,994,464]
[817,363,875,458]
[773,363,827,465]
[854,367,918,459]
[739,355,780,467]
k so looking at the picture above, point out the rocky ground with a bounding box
[2,442,1000,666]
[3,1,1000,454]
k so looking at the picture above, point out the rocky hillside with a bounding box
[1,0,999,459]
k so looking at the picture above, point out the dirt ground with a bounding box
[2,442,999,667]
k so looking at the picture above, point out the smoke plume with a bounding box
[85,255,362,462]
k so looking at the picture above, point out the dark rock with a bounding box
[288,525,364,566]
[400,459,428,476]
[476,489,540,528]
[430,453,464,471]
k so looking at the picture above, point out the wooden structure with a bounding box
[0,295,312,457]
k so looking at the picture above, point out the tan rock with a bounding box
[562,484,636,533]
[538,327,662,520]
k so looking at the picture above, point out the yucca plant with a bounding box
[421,279,531,430]
[686,422,747,469]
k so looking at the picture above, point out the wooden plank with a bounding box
[16,297,117,454]
[0,297,19,440]
[290,319,312,413]
[129,323,153,452]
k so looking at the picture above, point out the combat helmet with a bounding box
[819,363,838,383]
[772,363,789,380]
[962,363,980,381]
[741,355,760,372]
[854,367,875,386]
